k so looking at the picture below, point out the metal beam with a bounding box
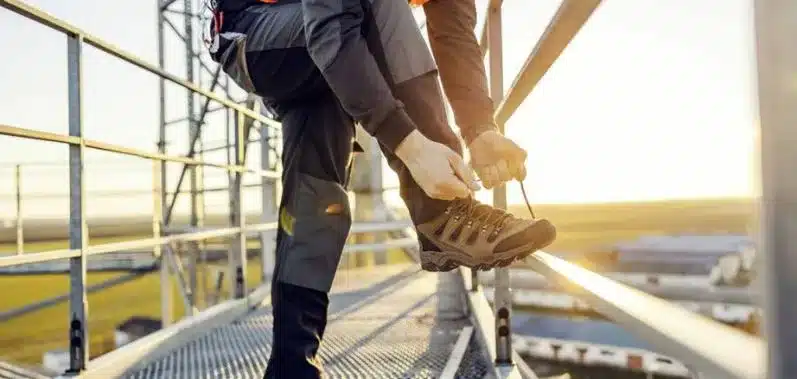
[200,137,261,154]
[260,108,277,281]
[494,0,602,126]
[0,223,277,268]
[478,0,501,58]
[0,124,279,179]
[152,161,172,327]
[754,0,797,377]
[477,269,756,304]
[229,110,247,299]
[14,165,23,255]
[159,0,179,11]
[66,33,88,375]
[156,3,169,314]
[486,0,514,367]
[526,251,766,379]
[0,249,80,268]
[166,104,232,125]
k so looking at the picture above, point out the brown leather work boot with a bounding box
[415,197,556,271]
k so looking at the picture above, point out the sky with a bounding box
[0,0,758,220]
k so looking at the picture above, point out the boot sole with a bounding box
[419,218,557,272]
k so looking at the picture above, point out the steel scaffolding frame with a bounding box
[155,0,283,322]
[0,0,279,374]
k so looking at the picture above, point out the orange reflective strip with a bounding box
[409,0,432,6]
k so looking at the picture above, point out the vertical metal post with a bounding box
[368,134,388,265]
[156,0,168,226]
[470,269,479,291]
[66,33,89,375]
[184,0,197,226]
[14,164,23,255]
[754,1,797,377]
[160,258,173,326]
[471,0,490,295]
[487,2,513,366]
[225,88,233,176]
[156,0,173,327]
[230,110,247,299]
[260,109,276,282]
[184,0,200,313]
[152,160,172,327]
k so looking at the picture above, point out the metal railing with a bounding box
[0,162,410,254]
[473,0,607,374]
[0,0,282,374]
[474,0,795,378]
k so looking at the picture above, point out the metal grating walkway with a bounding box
[122,265,491,379]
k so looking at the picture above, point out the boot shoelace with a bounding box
[448,180,537,237]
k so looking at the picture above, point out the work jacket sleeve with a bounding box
[424,0,498,145]
[301,0,418,153]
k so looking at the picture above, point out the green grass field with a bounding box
[0,261,267,365]
[0,197,756,366]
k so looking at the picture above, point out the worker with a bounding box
[207,0,556,377]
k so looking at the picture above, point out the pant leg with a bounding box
[362,0,463,247]
[213,5,356,378]
[271,88,355,294]
[264,84,355,379]
[266,280,329,379]
[386,73,463,243]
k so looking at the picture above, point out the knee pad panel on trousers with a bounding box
[277,173,351,293]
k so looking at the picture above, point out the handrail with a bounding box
[478,0,501,57]
[493,0,602,126]
[0,0,279,130]
[478,268,756,305]
[0,221,419,268]
[526,251,766,379]
[0,224,270,268]
[0,124,279,178]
